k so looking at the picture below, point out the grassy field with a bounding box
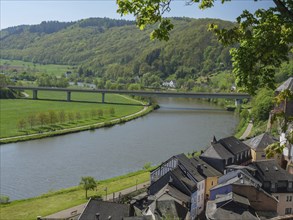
[0,169,150,220]
[0,91,144,138]
[0,59,73,77]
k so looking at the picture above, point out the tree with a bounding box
[27,114,37,128]
[109,107,115,116]
[117,0,293,94]
[58,110,66,123]
[97,109,104,118]
[37,112,48,127]
[79,176,97,198]
[48,110,58,124]
[17,118,27,131]
[266,89,293,159]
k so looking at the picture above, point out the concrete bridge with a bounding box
[7,86,250,106]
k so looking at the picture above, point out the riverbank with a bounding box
[0,96,155,145]
[0,169,151,220]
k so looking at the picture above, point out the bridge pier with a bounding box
[235,99,242,107]
[102,92,105,103]
[33,90,38,100]
[67,91,71,102]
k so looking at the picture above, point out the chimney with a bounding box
[197,164,203,174]
[95,213,100,220]
[212,136,217,144]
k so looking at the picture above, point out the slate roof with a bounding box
[206,192,258,220]
[170,167,197,193]
[189,156,222,177]
[175,154,205,182]
[219,136,251,155]
[252,160,293,185]
[149,200,189,219]
[155,183,190,204]
[123,217,152,220]
[275,77,293,92]
[201,143,234,160]
[244,133,277,151]
[78,199,130,220]
[149,166,197,196]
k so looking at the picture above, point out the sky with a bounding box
[1,0,275,30]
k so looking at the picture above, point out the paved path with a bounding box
[42,181,150,219]
[239,121,253,140]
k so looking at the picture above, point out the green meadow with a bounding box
[0,91,144,138]
[0,59,73,77]
[0,169,150,220]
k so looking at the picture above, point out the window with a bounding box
[211,181,214,186]
[285,208,292,214]
[237,154,239,161]
[287,196,292,202]
[289,182,293,188]
[198,196,200,203]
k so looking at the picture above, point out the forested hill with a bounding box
[0,17,234,81]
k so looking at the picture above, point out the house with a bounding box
[150,159,200,219]
[200,136,252,173]
[244,133,280,162]
[275,77,293,117]
[78,199,132,220]
[252,160,293,216]
[162,80,176,88]
[144,184,190,219]
[150,154,221,218]
[206,192,259,220]
[209,165,278,218]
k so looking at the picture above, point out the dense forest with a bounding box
[1,18,234,85]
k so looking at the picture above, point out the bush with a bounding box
[0,195,10,204]
[143,162,152,170]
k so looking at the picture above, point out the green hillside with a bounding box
[0,18,234,85]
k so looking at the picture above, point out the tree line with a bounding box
[17,108,115,131]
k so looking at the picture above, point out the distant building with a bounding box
[244,133,281,162]
[64,71,72,78]
[252,160,293,216]
[162,80,176,88]
[275,77,293,117]
[200,136,252,173]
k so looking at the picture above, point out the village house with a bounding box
[149,154,221,219]
[206,192,259,220]
[252,160,293,216]
[208,165,279,219]
[200,136,252,173]
[244,132,281,163]
[274,77,293,117]
[272,77,293,173]
[162,80,176,88]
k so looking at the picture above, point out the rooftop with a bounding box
[244,133,277,151]
[275,77,293,92]
[252,160,293,184]
[78,199,130,220]
[219,136,251,155]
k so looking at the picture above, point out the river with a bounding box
[0,98,238,201]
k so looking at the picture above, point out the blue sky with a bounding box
[1,0,275,29]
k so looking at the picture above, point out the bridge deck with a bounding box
[7,86,250,99]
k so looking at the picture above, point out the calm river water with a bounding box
[0,98,238,200]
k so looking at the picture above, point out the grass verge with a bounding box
[0,169,151,220]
